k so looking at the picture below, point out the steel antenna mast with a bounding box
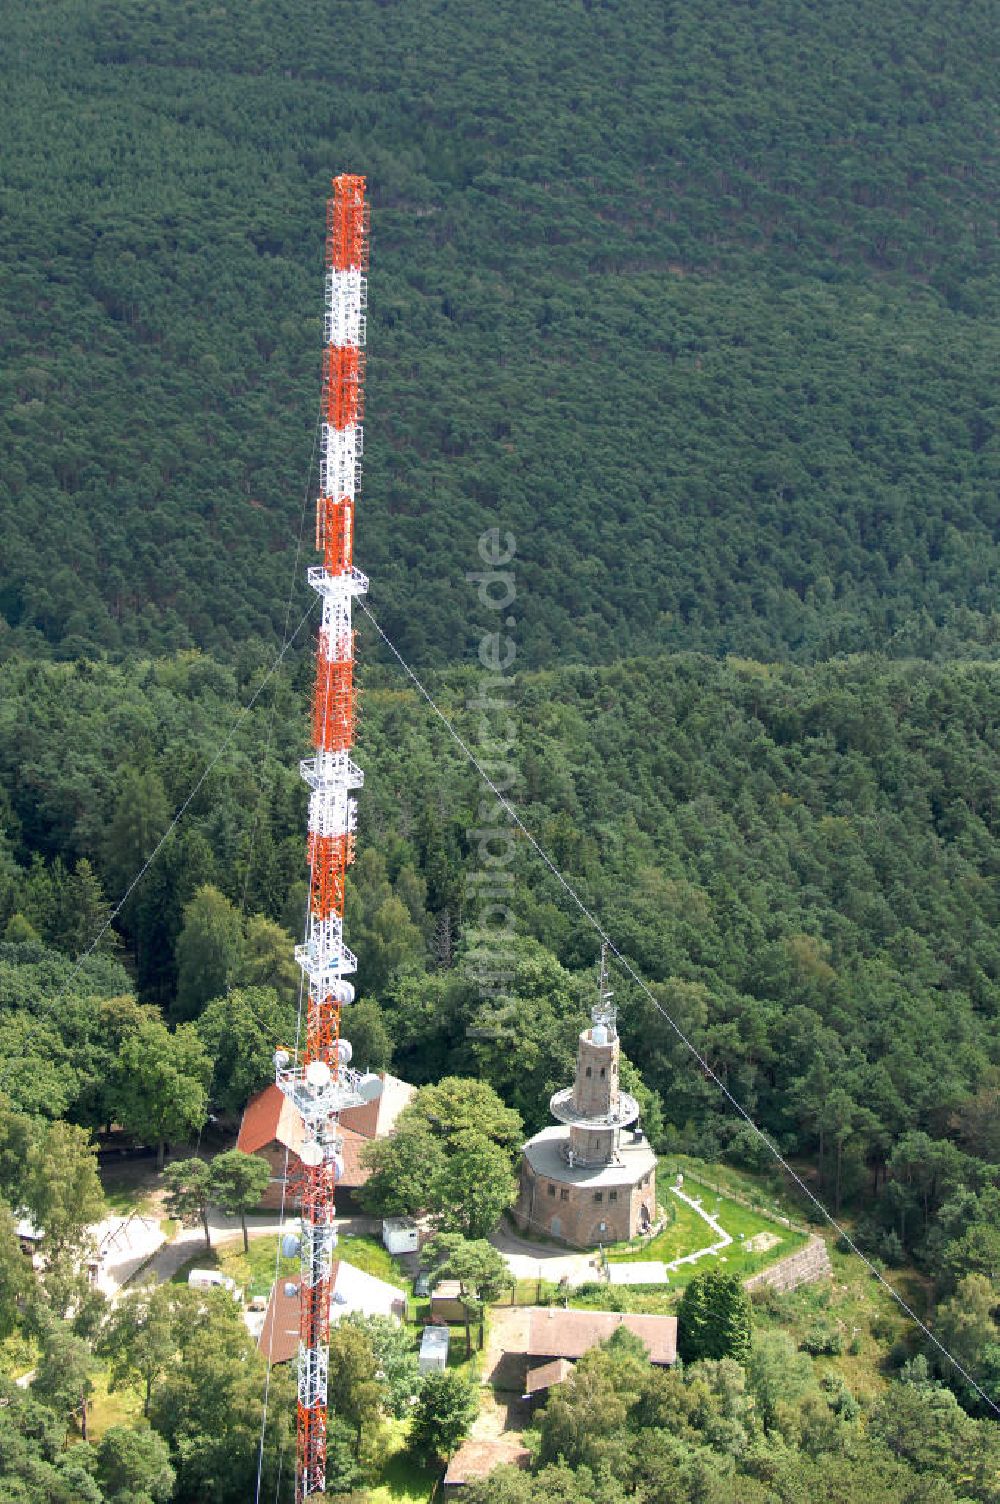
[274,173,382,1502]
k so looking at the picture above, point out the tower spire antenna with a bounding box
[593,940,615,1033]
[274,173,381,1503]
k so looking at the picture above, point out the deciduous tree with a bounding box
[95,1424,175,1504]
[112,1019,210,1169]
[101,769,170,900]
[421,1231,514,1355]
[173,885,244,1022]
[0,1199,32,1339]
[196,985,296,1115]
[208,1149,270,1252]
[326,1321,384,1455]
[403,1077,523,1153]
[32,1318,96,1440]
[99,1283,178,1416]
[358,1126,446,1219]
[25,1119,105,1254]
[149,1288,293,1503]
[678,1268,753,1366]
[236,914,300,1007]
[342,1311,420,1418]
[163,1158,212,1247]
[409,1369,478,1464]
[430,1129,517,1239]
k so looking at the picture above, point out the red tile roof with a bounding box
[524,1357,574,1395]
[337,1127,372,1188]
[525,1307,677,1365]
[238,1072,415,1170]
[340,1072,416,1139]
[257,1274,300,1364]
[236,1084,306,1157]
[257,1259,406,1364]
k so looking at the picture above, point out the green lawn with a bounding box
[86,1370,145,1441]
[605,1192,713,1265]
[367,1419,438,1504]
[336,1233,410,1288]
[603,1166,808,1288]
[215,1237,299,1299]
[171,1230,410,1302]
[442,1324,483,1377]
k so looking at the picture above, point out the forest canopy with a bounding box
[0,0,996,668]
[1,1,999,1494]
[1,648,998,1295]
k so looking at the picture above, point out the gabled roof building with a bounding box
[257,1258,407,1363]
[237,1071,416,1209]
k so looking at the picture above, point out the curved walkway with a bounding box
[664,1184,733,1270]
[118,1209,378,1294]
[489,1186,735,1289]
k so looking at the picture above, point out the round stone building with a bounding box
[513,986,656,1248]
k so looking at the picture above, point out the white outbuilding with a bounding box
[419,1324,450,1374]
[382,1217,420,1255]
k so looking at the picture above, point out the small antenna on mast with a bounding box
[592,941,616,1036]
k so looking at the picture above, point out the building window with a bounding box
[599,1067,606,1078]
[585,1066,592,1077]
[560,1188,569,1201]
[547,1184,555,1197]
[593,1192,603,1203]
[609,1190,618,1201]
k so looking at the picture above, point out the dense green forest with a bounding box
[3,645,1000,1494]
[2,650,999,1284]
[1,0,997,667]
[458,1325,1000,1504]
[2,0,999,1496]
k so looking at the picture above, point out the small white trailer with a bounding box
[382,1216,420,1255]
[419,1324,450,1374]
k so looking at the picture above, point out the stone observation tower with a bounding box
[513,950,656,1247]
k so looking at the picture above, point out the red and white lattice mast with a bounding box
[274,174,382,1501]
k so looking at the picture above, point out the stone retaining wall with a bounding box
[744,1234,832,1295]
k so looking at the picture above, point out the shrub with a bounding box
[800,1320,843,1356]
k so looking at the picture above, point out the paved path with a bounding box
[92,1213,166,1297]
[134,1222,208,1288]
[120,1209,379,1293]
[489,1223,601,1286]
[665,1184,733,1270]
[487,1186,736,1292]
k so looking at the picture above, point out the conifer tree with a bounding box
[677,1267,753,1366]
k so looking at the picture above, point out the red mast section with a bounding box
[274,174,381,1502]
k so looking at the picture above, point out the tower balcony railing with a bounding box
[561,1142,624,1171]
[300,752,365,790]
[548,1086,640,1129]
[306,564,369,598]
